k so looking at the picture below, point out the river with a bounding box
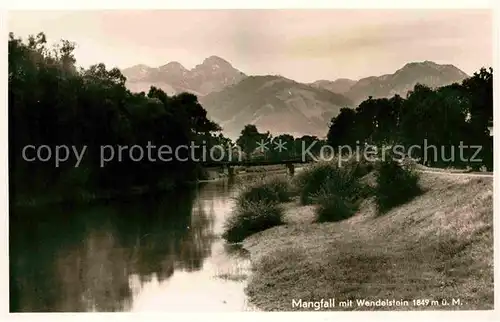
[10,177,258,312]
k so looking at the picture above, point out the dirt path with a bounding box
[419,169,493,178]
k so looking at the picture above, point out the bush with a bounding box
[235,175,291,207]
[294,160,369,205]
[309,165,366,223]
[313,191,357,223]
[325,167,367,201]
[293,161,339,205]
[222,201,284,243]
[375,159,422,213]
[343,155,374,179]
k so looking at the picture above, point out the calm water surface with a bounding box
[10,178,257,312]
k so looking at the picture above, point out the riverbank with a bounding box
[203,164,303,180]
[242,172,493,310]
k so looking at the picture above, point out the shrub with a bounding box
[293,161,339,205]
[222,201,284,243]
[375,159,422,213]
[324,167,367,201]
[310,168,365,223]
[236,176,291,205]
[234,175,292,207]
[294,160,369,205]
[314,192,357,223]
[342,155,374,179]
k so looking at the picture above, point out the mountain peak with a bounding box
[127,64,151,70]
[401,61,458,72]
[345,61,469,105]
[163,61,186,68]
[202,55,232,67]
[123,56,246,95]
[402,61,436,69]
[311,78,357,94]
[122,64,154,82]
[199,73,353,139]
[398,61,468,77]
[159,61,188,73]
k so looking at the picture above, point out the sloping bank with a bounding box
[241,172,493,311]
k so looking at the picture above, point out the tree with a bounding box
[9,32,222,200]
[270,134,295,160]
[325,70,493,170]
[236,125,259,156]
[294,135,323,160]
[461,67,493,169]
[327,108,357,148]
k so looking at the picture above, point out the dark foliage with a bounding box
[374,159,422,213]
[222,201,284,243]
[234,176,292,207]
[327,68,493,171]
[9,32,226,203]
[314,193,357,223]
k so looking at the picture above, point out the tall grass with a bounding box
[222,175,290,243]
[374,158,422,213]
[222,200,284,243]
[234,175,292,207]
[294,160,368,205]
[313,192,358,223]
[293,159,372,223]
[342,155,374,179]
[310,167,367,223]
[293,161,340,205]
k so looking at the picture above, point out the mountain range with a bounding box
[343,61,469,105]
[122,56,246,96]
[199,75,353,139]
[122,57,469,139]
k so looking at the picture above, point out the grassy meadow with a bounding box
[221,157,493,310]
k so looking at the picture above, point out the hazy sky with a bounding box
[8,10,492,82]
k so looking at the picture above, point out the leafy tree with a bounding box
[327,108,357,148]
[326,69,493,170]
[269,134,295,160]
[236,125,271,158]
[9,32,222,201]
[294,135,324,161]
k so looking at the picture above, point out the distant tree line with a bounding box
[9,32,225,202]
[235,124,326,161]
[326,68,493,170]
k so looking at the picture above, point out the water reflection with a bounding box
[10,178,254,312]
